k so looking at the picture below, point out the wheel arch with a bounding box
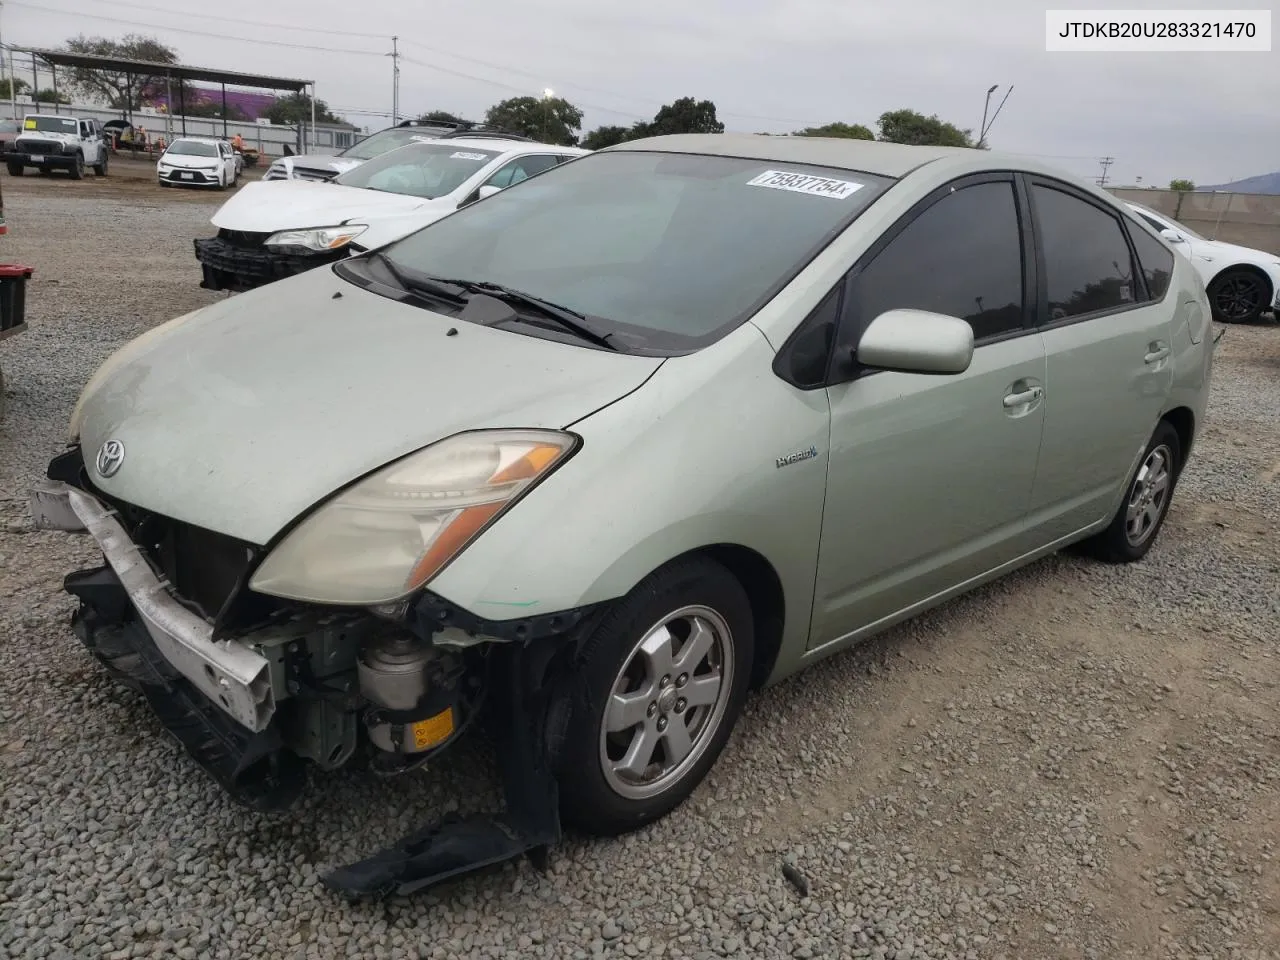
[659,543,787,690]
[1207,261,1274,302]
[1160,406,1196,473]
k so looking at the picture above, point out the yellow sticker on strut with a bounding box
[410,707,455,751]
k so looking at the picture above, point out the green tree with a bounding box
[63,34,180,108]
[641,97,724,136]
[1169,178,1195,192]
[419,110,465,124]
[0,78,29,99]
[264,92,342,126]
[876,109,973,147]
[580,125,633,150]
[484,96,583,145]
[792,122,875,140]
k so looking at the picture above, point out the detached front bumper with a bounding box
[30,480,276,733]
[193,235,344,292]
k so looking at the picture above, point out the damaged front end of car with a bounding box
[31,444,604,900]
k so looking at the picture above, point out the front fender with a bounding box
[426,323,831,674]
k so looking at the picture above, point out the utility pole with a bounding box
[1096,156,1114,188]
[388,37,400,125]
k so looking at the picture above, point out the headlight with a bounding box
[249,429,577,605]
[264,225,368,253]
[68,310,202,441]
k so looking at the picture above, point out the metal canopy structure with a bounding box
[19,48,316,145]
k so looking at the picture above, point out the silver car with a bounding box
[31,134,1214,898]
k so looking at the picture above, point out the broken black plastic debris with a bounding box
[782,862,810,897]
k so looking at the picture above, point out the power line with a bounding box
[82,0,391,40]
[9,1,386,56]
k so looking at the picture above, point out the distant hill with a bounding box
[1198,171,1280,195]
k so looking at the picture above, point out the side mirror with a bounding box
[1159,228,1184,243]
[477,184,502,200]
[856,309,974,375]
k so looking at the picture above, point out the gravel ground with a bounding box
[1,174,1278,960]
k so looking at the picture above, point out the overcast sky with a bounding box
[7,0,1278,187]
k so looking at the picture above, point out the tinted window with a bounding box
[377,151,891,350]
[780,284,842,388]
[844,180,1025,342]
[166,140,218,157]
[1034,186,1137,320]
[1129,224,1174,301]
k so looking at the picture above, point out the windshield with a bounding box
[335,142,499,198]
[166,140,219,157]
[371,150,891,350]
[23,116,77,134]
[338,126,458,161]
[1130,203,1206,241]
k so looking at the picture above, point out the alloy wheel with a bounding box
[1125,444,1173,546]
[1213,274,1262,322]
[599,605,734,800]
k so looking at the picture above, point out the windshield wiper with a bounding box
[367,252,467,304]
[440,279,619,351]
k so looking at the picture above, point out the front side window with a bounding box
[166,140,218,158]
[368,150,892,351]
[843,180,1026,344]
[1128,223,1175,301]
[484,154,561,189]
[1033,185,1137,321]
[336,143,500,199]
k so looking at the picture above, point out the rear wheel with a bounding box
[1085,420,1182,563]
[1207,268,1268,324]
[556,557,753,836]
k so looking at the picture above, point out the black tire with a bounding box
[1207,268,1268,324]
[68,153,84,180]
[5,162,20,177]
[38,166,52,176]
[1085,420,1182,564]
[94,152,108,176]
[0,363,6,422]
[555,556,753,836]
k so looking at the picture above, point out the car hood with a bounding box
[211,180,437,232]
[17,130,76,145]
[160,153,221,170]
[1191,237,1280,268]
[74,270,663,545]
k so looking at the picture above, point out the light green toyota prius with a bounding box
[32,133,1215,898]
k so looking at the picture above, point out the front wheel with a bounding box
[69,153,84,180]
[555,557,753,836]
[94,152,108,176]
[1085,421,1182,563]
[1207,268,1268,324]
[5,162,20,177]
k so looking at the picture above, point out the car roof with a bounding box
[603,133,1101,187]
[438,136,588,154]
[170,136,224,145]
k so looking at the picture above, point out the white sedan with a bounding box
[157,137,240,191]
[1125,200,1280,324]
[194,136,587,292]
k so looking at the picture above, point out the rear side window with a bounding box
[843,180,1026,342]
[1129,225,1175,301]
[1033,185,1137,320]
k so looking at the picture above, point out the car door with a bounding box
[1022,177,1175,538]
[807,174,1048,649]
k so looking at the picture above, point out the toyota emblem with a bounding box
[96,439,126,478]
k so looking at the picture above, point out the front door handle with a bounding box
[1144,344,1171,364]
[1003,386,1042,408]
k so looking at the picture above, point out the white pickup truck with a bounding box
[8,114,109,179]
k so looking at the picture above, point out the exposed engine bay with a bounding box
[35,445,601,899]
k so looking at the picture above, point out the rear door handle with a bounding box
[1003,387,1042,408]
[1145,344,1171,364]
